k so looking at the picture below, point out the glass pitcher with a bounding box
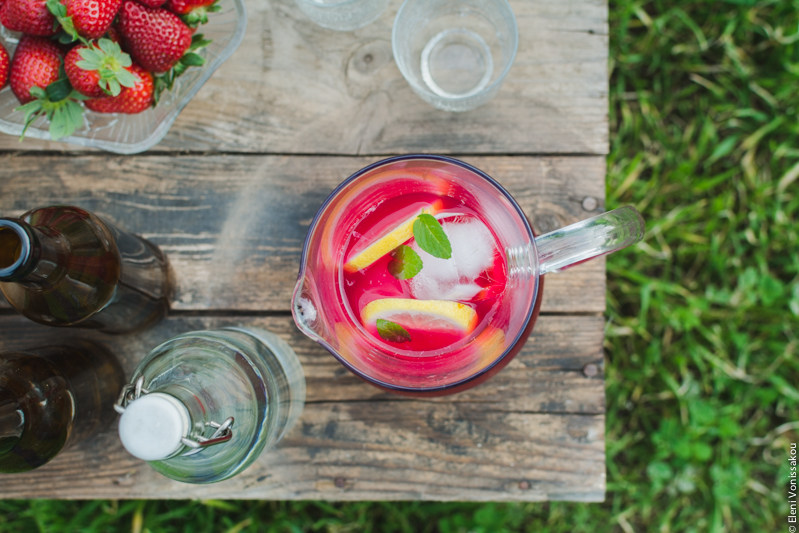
[292,155,644,396]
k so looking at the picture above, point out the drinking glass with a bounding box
[392,0,518,111]
[294,0,390,31]
[292,155,644,397]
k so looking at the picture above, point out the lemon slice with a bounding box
[361,298,478,334]
[343,202,441,273]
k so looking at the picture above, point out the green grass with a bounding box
[2,0,798,531]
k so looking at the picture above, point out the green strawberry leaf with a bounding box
[16,101,45,141]
[45,0,66,18]
[180,53,205,67]
[76,40,137,96]
[180,4,219,28]
[76,47,104,70]
[55,31,76,45]
[153,72,176,106]
[152,35,212,107]
[388,245,423,280]
[173,62,189,76]
[28,87,48,100]
[101,78,122,97]
[47,97,84,140]
[16,87,86,142]
[189,34,213,51]
[45,77,73,102]
[115,68,137,88]
[46,0,85,44]
[376,319,411,343]
[413,214,452,259]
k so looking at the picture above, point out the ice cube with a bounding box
[409,244,459,300]
[446,218,496,280]
[440,282,483,301]
[409,217,497,301]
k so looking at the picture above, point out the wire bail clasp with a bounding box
[113,375,235,452]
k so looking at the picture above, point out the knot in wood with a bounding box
[334,477,346,488]
[582,363,599,377]
[518,480,530,490]
[533,212,562,235]
[347,41,392,78]
[581,196,598,212]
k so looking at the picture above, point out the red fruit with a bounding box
[85,63,153,114]
[136,0,166,7]
[9,35,63,104]
[0,0,57,36]
[117,0,191,73]
[106,24,122,42]
[64,0,124,39]
[164,0,212,15]
[0,44,9,89]
[64,45,105,98]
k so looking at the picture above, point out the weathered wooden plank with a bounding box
[0,155,607,313]
[0,0,609,155]
[0,314,605,410]
[0,314,605,500]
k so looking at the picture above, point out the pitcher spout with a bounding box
[291,272,328,343]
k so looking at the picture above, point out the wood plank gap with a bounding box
[301,399,605,415]
[169,309,292,317]
[0,151,608,158]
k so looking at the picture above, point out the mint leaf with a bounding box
[376,319,411,343]
[413,213,451,259]
[388,245,423,280]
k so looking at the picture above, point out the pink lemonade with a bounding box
[295,155,639,395]
[339,190,508,354]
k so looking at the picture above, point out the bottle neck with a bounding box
[0,218,69,288]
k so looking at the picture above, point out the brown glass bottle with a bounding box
[0,341,125,473]
[0,206,171,334]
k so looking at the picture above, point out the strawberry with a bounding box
[64,46,103,97]
[63,0,123,39]
[0,44,9,89]
[0,0,57,36]
[9,35,63,104]
[11,36,86,141]
[165,0,218,27]
[85,63,153,114]
[106,24,122,42]
[117,0,192,73]
[164,0,211,14]
[135,0,166,7]
[64,39,138,97]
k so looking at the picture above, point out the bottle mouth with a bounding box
[0,220,31,280]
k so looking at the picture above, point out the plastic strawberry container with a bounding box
[0,0,246,154]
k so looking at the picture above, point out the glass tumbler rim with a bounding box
[294,154,539,395]
[391,0,519,105]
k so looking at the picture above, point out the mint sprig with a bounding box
[413,213,452,259]
[376,319,411,343]
[388,245,423,280]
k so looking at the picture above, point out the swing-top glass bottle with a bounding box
[0,205,171,334]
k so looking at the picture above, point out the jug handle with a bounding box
[534,206,645,275]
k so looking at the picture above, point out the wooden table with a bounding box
[0,0,608,500]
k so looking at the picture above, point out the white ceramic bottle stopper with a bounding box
[118,393,190,461]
